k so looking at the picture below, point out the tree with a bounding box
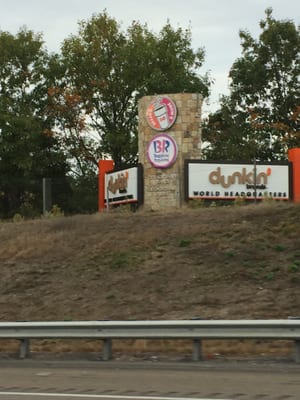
[203,8,300,161]
[54,12,211,169]
[0,28,69,218]
[202,96,258,161]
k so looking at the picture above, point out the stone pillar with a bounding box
[138,93,202,211]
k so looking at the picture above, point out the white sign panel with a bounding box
[188,162,290,200]
[105,166,138,205]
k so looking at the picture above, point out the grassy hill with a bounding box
[1,201,300,325]
[1,201,300,358]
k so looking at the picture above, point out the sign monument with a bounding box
[138,93,202,210]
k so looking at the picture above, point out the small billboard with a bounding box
[105,165,143,207]
[186,161,291,201]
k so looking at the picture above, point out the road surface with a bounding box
[0,359,299,400]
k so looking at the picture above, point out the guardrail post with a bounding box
[295,340,300,363]
[192,339,202,361]
[102,338,112,360]
[19,339,30,359]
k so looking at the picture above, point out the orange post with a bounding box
[98,160,114,211]
[288,148,300,202]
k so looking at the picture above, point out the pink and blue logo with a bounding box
[147,133,178,169]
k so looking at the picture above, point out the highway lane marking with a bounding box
[0,392,231,400]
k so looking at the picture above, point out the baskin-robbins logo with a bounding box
[146,96,177,131]
[147,133,178,169]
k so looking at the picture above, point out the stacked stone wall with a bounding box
[138,93,202,210]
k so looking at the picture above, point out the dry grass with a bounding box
[1,201,300,359]
[0,338,294,361]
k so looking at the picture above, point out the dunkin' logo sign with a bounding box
[209,166,272,188]
[146,96,177,131]
[187,162,290,200]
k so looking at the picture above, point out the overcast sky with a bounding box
[0,0,299,114]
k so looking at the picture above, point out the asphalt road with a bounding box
[0,359,299,400]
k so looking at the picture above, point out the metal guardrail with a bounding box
[0,319,299,362]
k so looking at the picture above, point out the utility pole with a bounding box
[42,178,52,214]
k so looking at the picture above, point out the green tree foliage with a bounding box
[203,8,300,161]
[52,12,211,169]
[0,28,69,218]
[202,96,258,161]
